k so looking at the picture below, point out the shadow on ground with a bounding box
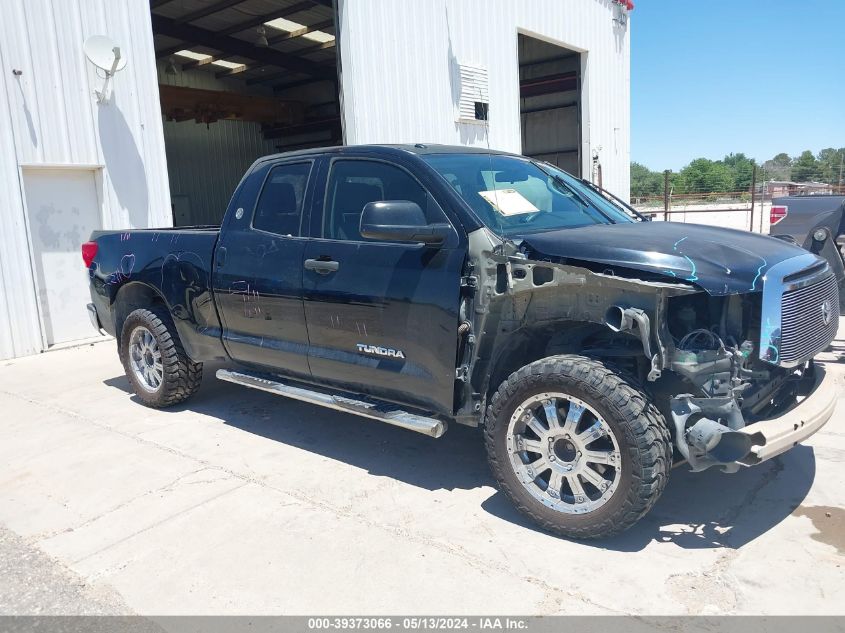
[104,363,816,552]
[820,342,845,362]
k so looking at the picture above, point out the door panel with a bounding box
[213,161,313,377]
[23,168,102,346]
[303,158,465,414]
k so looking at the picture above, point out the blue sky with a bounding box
[631,1,845,171]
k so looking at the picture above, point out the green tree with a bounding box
[792,150,820,182]
[723,152,756,190]
[630,162,663,198]
[816,148,845,185]
[762,153,792,181]
[677,158,710,193]
[678,158,734,193]
[706,162,734,192]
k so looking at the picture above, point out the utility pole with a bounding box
[749,165,757,232]
[839,151,844,191]
[663,170,670,222]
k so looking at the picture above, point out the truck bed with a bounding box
[93,225,220,234]
[87,226,226,361]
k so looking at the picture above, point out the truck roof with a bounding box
[255,143,514,164]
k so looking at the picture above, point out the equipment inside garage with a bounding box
[518,33,582,177]
[151,0,340,226]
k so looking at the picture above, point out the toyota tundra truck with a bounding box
[84,145,840,539]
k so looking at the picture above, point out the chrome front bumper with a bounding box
[736,366,838,466]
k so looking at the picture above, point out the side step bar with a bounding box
[216,369,447,438]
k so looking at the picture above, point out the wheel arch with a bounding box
[477,319,628,401]
[112,282,170,346]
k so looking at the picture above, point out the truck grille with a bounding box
[779,273,839,363]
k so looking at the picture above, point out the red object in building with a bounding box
[626,1,635,10]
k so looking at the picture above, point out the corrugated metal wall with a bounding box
[157,63,279,226]
[0,0,170,360]
[338,0,631,198]
[163,118,278,226]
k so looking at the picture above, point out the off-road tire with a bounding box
[484,354,671,539]
[119,307,203,408]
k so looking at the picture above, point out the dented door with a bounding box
[213,160,315,379]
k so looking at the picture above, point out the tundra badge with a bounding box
[356,343,406,359]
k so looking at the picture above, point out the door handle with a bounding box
[216,246,227,268]
[304,258,339,275]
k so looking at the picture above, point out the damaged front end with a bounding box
[459,228,838,473]
[665,252,839,472]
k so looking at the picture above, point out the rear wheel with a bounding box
[119,307,202,408]
[485,355,671,539]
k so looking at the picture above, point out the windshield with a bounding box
[422,153,635,236]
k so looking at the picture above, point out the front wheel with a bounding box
[484,355,671,539]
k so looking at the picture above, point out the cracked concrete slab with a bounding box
[61,482,558,615]
[40,468,243,564]
[0,401,203,538]
[0,320,843,615]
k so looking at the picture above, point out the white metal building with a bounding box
[0,0,631,360]
[340,1,632,194]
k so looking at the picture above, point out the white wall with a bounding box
[337,0,631,198]
[0,0,170,359]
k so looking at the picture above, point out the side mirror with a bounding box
[359,200,451,245]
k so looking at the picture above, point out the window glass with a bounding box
[323,160,432,241]
[252,162,311,236]
[422,154,634,237]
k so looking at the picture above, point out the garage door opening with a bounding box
[518,34,582,177]
[151,0,340,226]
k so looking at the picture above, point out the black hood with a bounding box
[518,221,813,296]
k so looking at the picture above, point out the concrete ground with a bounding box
[0,321,844,616]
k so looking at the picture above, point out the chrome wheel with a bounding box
[128,326,163,393]
[506,392,622,515]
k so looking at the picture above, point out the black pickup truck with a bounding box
[84,145,839,539]
[768,194,845,313]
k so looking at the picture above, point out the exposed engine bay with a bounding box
[661,291,808,472]
[459,227,835,473]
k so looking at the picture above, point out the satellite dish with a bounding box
[84,35,127,73]
[84,35,127,102]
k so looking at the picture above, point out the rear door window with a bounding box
[252,162,312,236]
